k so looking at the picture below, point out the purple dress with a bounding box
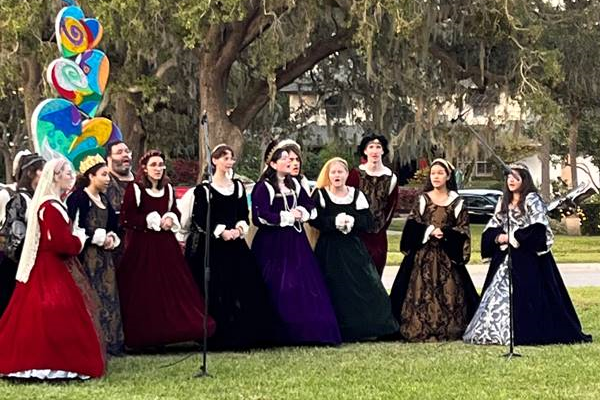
[251,178,341,345]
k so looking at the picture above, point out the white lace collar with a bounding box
[359,163,392,177]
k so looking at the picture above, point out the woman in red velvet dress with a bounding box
[117,150,215,349]
[0,158,105,379]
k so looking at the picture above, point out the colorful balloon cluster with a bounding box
[32,0,122,170]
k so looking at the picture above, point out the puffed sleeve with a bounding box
[234,181,250,236]
[513,193,553,254]
[400,195,433,254]
[251,182,283,227]
[40,202,84,256]
[441,197,471,265]
[309,189,338,233]
[120,183,147,231]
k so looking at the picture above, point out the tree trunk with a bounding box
[113,93,146,165]
[539,130,551,200]
[21,56,42,149]
[568,112,579,188]
[197,53,244,182]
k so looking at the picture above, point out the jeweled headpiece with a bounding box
[78,153,106,174]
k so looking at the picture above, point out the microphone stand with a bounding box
[452,113,521,359]
[196,111,213,377]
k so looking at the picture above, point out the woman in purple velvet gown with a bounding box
[251,141,341,346]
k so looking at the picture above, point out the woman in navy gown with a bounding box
[463,163,591,345]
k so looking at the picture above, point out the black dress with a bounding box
[184,180,277,349]
[463,193,591,345]
[310,187,399,341]
[67,189,125,355]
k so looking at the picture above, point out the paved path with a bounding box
[382,263,600,290]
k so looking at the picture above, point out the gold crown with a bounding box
[79,154,106,174]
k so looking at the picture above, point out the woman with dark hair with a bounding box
[347,134,398,276]
[66,154,124,355]
[463,164,591,345]
[279,139,310,193]
[251,141,341,345]
[117,150,215,349]
[310,157,399,342]
[0,153,45,318]
[389,158,479,342]
[180,144,276,349]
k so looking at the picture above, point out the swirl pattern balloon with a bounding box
[32,99,123,167]
[55,6,103,58]
[47,50,108,117]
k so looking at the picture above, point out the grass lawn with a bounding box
[387,222,600,265]
[1,288,599,399]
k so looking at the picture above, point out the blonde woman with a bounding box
[310,157,398,342]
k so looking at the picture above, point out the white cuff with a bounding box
[163,212,181,233]
[345,215,355,233]
[297,206,311,222]
[91,228,107,246]
[73,228,87,252]
[335,213,347,230]
[423,225,435,244]
[509,230,520,248]
[107,231,121,249]
[213,224,227,238]
[279,211,295,227]
[146,211,162,231]
[499,244,508,252]
[235,221,249,238]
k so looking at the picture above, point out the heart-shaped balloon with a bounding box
[56,6,103,58]
[32,99,122,166]
[47,50,109,117]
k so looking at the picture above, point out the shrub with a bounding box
[579,203,600,236]
[397,187,420,214]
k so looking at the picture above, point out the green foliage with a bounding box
[303,141,356,180]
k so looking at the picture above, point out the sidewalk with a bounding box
[381,263,600,290]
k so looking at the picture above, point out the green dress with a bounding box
[310,187,399,342]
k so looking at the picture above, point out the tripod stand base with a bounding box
[502,352,522,360]
[194,367,212,378]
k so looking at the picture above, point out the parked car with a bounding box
[458,189,503,224]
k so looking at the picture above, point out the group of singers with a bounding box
[0,134,591,380]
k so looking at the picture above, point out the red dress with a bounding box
[0,200,105,378]
[118,183,215,348]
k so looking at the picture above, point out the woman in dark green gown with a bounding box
[310,157,399,342]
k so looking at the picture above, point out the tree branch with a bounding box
[429,44,510,86]
[230,28,353,131]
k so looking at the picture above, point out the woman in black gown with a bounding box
[182,144,276,349]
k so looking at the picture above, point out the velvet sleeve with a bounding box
[481,227,504,260]
[296,179,315,212]
[236,183,251,226]
[167,184,181,220]
[251,182,281,227]
[399,197,429,254]
[441,200,471,264]
[514,223,549,253]
[190,185,208,230]
[380,175,399,233]
[65,192,95,246]
[308,190,337,233]
[346,168,360,189]
[120,183,147,231]
[40,202,83,256]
